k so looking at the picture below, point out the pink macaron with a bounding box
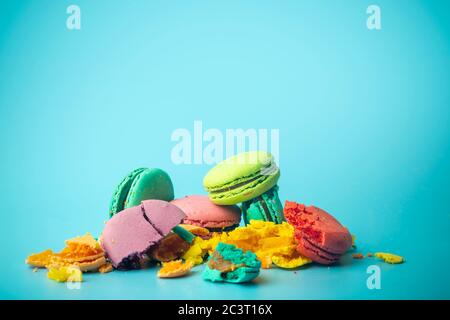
[171,195,241,231]
[101,200,186,269]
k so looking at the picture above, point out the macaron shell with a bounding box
[295,246,338,266]
[101,205,162,268]
[171,195,241,229]
[301,206,352,254]
[297,236,340,265]
[141,200,186,235]
[125,168,174,209]
[109,168,146,217]
[102,200,185,269]
[203,151,275,189]
[284,201,352,265]
[209,170,280,205]
[242,186,284,224]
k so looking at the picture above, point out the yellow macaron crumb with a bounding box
[182,220,311,269]
[183,238,205,266]
[157,260,193,278]
[47,266,83,282]
[272,252,312,269]
[375,252,404,264]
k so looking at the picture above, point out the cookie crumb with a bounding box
[99,263,113,274]
[367,253,373,257]
[352,253,364,259]
[375,252,404,264]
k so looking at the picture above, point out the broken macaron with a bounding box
[203,242,261,283]
[150,224,210,262]
[284,201,352,265]
[100,200,190,270]
[157,260,194,278]
[26,233,109,273]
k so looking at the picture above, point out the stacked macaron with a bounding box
[201,151,353,266]
[203,151,285,225]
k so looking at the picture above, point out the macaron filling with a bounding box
[182,218,240,230]
[207,251,245,272]
[300,237,341,264]
[258,197,272,221]
[208,174,266,194]
[207,170,280,203]
[203,224,240,232]
[206,162,278,194]
[172,195,242,230]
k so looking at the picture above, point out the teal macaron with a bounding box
[203,151,280,205]
[109,168,174,217]
[203,242,261,283]
[242,185,284,225]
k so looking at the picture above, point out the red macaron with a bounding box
[284,201,352,265]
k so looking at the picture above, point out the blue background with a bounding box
[0,0,449,299]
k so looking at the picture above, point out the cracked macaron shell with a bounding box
[109,168,174,217]
[284,201,352,265]
[101,200,186,269]
[203,151,280,205]
[242,185,284,225]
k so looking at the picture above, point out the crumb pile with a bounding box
[26,155,404,285]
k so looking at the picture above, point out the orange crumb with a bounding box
[99,263,113,274]
[352,253,364,259]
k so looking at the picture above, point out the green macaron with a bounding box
[242,185,284,225]
[109,168,174,217]
[203,242,261,283]
[203,151,280,205]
